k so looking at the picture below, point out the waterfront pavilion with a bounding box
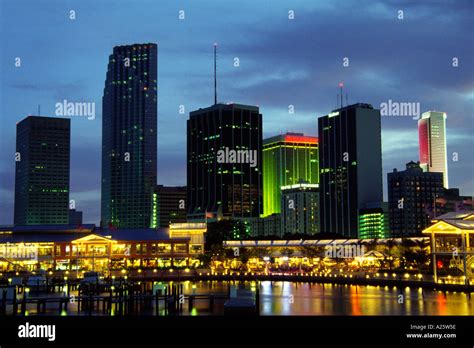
[423,211,474,285]
[0,223,206,273]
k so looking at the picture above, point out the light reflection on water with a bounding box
[256,281,473,315]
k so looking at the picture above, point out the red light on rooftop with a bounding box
[338,82,344,88]
[284,135,318,144]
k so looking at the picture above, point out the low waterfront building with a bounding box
[422,211,474,285]
[0,223,206,272]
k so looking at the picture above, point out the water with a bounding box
[10,280,474,316]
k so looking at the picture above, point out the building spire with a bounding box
[214,43,218,105]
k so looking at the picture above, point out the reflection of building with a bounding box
[14,116,70,225]
[418,111,448,187]
[281,182,319,236]
[187,103,262,221]
[388,161,444,237]
[318,103,383,238]
[0,223,206,272]
[358,202,389,239]
[101,43,158,228]
[151,185,187,228]
[69,209,83,225]
[423,212,474,285]
[262,133,318,217]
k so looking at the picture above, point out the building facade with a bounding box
[318,103,383,238]
[418,111,449,188]
[281,182,319,236]
[101,43,158,229]
[388,161,444,237]
[262,133,318,217]
[358,202,389,239]
[14,116,70,225]
[187,103,262,221]
[151,185,187,228]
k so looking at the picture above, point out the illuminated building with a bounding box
[101,43,157,228]
[151,185,187,228]
[418,111,449,188]
[318,103,383,238]
[423,212,474,285]
[281,182,319,236]
[0,223,206,272]
[262,133,318,217]
[187,103,262,221]
[388,161,444,237]
[14,116,70,225]
[358,203,389,239]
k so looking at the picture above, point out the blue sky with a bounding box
[0,0,473,224]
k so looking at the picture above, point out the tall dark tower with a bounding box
[101,43,157,228]
[187,103,263,221]
[318,103,383,238]
[14,116,70,225]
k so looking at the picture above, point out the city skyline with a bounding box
[1,0,473,225]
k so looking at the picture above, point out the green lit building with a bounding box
[358,203,389,239]
[14,116,71,225]
[262,133,318,217]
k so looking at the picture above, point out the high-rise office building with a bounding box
[281,182,319,236]
[151,185,187,228]
[14,116,70,225]
[187,103,262,221]
[101,43,158,229]
[262,133,318,217]
[318,103,383,238]
[418,111,448,188]
[388,161,444,237]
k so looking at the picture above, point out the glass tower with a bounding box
[101,43,157,228]
[318,103,383,238]
[418,111,448,188]
[187,103,262,221]
[262,133,318,217]
[14,116,70,225]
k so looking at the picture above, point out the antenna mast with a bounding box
[214,43,217,105]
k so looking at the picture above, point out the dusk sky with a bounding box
[0,0,473,225]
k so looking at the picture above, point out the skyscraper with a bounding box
[187,103,262,221]
[101,43,157,229]
[418,111,448,188]
[262,133,318,217]
[388,161,444,237]
[318,103,383,238]
[14,116,70,225]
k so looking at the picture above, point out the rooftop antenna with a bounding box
[339,82,344,108]
[214,43,217,105]
[38,104,41,116]
[346,93,348,106]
